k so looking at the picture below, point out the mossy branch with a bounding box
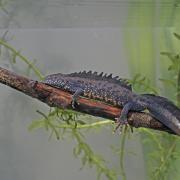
[0,66,177,135]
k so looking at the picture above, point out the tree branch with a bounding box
[0,66,176,135]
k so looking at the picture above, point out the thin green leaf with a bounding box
[28,120,45,131]
[159,78,176,88]
[174,32,180,40]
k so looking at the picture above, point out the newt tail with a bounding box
[141,94,180,135]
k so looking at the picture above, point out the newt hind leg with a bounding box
[115,101,146,132]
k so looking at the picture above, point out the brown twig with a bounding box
[0,66,176,135]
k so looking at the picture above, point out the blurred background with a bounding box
[0,1,180,180]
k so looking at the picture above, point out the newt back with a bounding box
[43,71,133,106]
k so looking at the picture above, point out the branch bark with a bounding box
[0,66,176,135]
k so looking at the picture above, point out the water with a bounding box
[0,1,179,180]
[1,0,179,28]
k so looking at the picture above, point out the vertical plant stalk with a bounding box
[119,127,127,180]
[177,69,180,107]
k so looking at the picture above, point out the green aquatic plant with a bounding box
[125,29,180,180]
[130,72,180,180]
[29,108,117,180]
[0,0,10,14]
[125,2,180,179]
[161,32,180,106]
[0,36,44,80]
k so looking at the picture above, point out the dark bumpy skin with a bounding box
[43,71,180,135]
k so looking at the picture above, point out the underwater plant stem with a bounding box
[119,127,127,180]
[154,141,176,178]
[72,130,117,179]
[177,69,180,106]
[34,120,113,130]
[0,39,44,80]
[0,66,177,135]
